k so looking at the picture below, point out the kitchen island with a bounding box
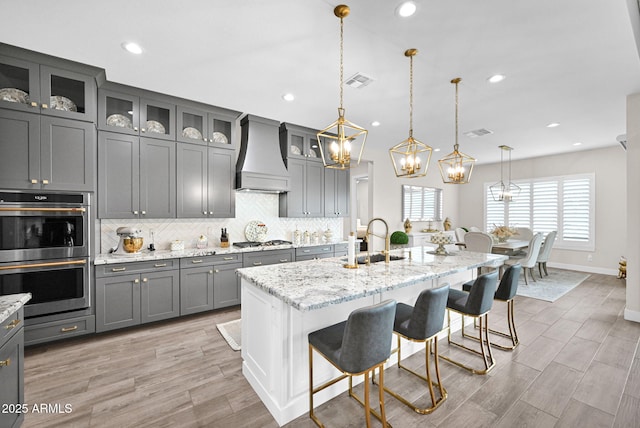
[237,248,507,426]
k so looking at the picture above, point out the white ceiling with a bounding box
[2,0,640,164]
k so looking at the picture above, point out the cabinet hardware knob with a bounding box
[192,260,203,264]
[134,127,139,132]
[31,179,38,184]
[141,128,146,132]
[279,259,288,263]
[154,263,167,268]
[223,257,234,260]
[42,103,48,109]
[203,211,207,215]
[42,179,49,184]
[253,262,262,266]
[0,358,10,367]
[214,269,219,273]
[4,319,20,329]
[303,250,310,253]
[142,278,148,282]
[111,267,126,272]
[141,211,146,215]
[204,138,209,142]
[30,101,38,107]
[60,325,78,333]
[133,211,139,215]
[209,270,213,274]
[134,279,140,283]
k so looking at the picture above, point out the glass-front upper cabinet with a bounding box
[98,87,175,140]
[177,105,235,146]
[279,122,322,161]
[0,54,97,122]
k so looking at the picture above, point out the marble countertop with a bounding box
[94,241,349,265]
[0,293,31,324]
[237,247,507,312]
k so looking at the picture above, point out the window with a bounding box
[402,185,443,221]
[484,173,594,251]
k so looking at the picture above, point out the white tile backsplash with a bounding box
[98,193,344,253]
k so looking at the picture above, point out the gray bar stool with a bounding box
[308,299,396,428]
[382,284,450,414]
[462,264,522,350]
[440,271,498,375]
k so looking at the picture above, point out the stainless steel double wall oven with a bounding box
[0,190,92,322]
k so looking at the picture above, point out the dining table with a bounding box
[491,239,529,256]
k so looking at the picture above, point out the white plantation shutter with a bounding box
[484,173,594,250]
[403,186,443,221]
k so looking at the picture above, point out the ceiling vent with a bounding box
[617,134,627,151]
[345,72,375,88]
[464,128,494,138]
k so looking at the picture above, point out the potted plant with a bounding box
[390,231,409,249]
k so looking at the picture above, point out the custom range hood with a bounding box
[236,114,291,192]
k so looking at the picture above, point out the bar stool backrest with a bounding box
[495,264,521,301]
[340,299,397,373]
[465,271,499,315]
[407,284,450,340]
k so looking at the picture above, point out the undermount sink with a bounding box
[356,254,405,264]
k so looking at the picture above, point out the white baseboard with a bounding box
[548,262,618,276]
[624,308,640,323]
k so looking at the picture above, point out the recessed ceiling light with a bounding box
[122,42,142,55]
[434,148,441,152]
[282,93,295,102]
[396,1,417,17]
[371,121,380,127]
[487,74,506,83]
[573,142,582,146]
[546,122,560,128]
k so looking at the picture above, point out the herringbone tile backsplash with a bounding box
[98,193,344,253]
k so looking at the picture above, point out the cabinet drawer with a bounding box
[1,308,23,346]
[179,253,241,268]
[95,259,178,277]
[295,252,334,262]
[25,315,95,346]
[295,245,333,257]
[243,249,294,267]
[333,243,349,255]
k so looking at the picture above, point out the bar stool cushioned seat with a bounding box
[462,264,522,350]
[440,271,498,375]
[308,299,396,428]
[383,284,450,414]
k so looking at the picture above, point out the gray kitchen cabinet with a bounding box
[334,243,349,257]
[176,143,235,218]
[98,86,176,141]
[279,123,324,218]
[98,131,176,218]
[242,248,295,267]
[0,109,95,191]
[295,245,334,261]
[176,104,237,147]
[279,158,324,217]
[0,48,102,123]
[0,308,24,428]
[324,168,350,217]
[180,254,242,315]
[95,260,180,332]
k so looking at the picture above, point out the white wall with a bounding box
[625,92,640,321]
[363,143,625,275]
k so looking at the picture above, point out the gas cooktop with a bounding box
[233,240,292,248]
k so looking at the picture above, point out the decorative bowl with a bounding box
[0,88,30,104]
[212,131,228,144]
[50,95,77,112]
[145,120,166,134]
[123,237,144,253]
[182,127,203,140]
[107,113,133,129]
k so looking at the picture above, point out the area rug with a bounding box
[516,268,590,302]
[216,319,241,351]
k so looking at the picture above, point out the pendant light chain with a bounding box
[409,55,414,139]
[339,15,344,111]
[454,79,459,150]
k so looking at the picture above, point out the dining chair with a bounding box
[455,227,467,243]
[464,232,494,275]
[308,299,396,428]
[536,230,557,278]
[515,227,534,241]
[504,233,543,284]
[469,226,482,232]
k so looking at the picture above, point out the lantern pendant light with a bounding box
[389,49,433,178]
[489,145,520,202]
[317,4,367,170]
[438,77,476,184]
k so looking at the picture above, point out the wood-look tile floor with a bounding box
[22,273,640,427]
